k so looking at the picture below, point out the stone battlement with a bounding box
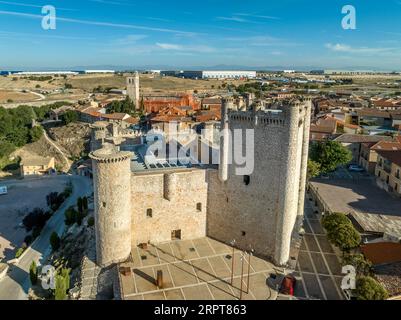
[228,110,286,127]
[89,148,131,163]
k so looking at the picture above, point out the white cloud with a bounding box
[156,43,183,50]
[156,43,215,53]
[216,16,248,23]
[234,13,280,20]
[0,10,196,35]
[325,43,395,54]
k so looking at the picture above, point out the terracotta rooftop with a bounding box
[361,242,401,265]
[101,113,130,121]
[357,109,391,118]
[371,140,401,152]
[334,134,392,143]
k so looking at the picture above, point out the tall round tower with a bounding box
[90,147,132,267]
[91,121,109,151]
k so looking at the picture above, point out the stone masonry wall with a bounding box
[130,168,208,245]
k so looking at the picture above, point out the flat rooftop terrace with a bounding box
[310,177,401,236]
[118,238,279,300]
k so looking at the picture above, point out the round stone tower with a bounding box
[90,147,132,267]
[91,121,109,151]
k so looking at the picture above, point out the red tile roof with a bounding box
[361,242,401,265]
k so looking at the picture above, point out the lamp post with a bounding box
[246,248,254,294]
[230,239,236,286]
[239,254,245,300]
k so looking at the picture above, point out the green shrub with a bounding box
[327,223,361,253]
[87,217,95,227]
[54,268,70,300]
[343,254,372,276]
[29,261,38,285]
[355,276,389,300]
[50,232,60,251]
[322,212,352,233]
[15,248,25,259]
[64,206,78,226]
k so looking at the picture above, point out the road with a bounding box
[0,175,92,300]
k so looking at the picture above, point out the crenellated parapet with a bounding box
[90,149,131,164]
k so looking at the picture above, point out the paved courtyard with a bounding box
[119,237,279,300]
[0,177,68,261]
[288,196,345,300]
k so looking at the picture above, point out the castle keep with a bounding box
[90,97,312,267]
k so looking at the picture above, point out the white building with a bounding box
[84,70,115,74]
[202,70,257,79]
[15,71,79,76]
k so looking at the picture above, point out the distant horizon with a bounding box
[2,64,401,73]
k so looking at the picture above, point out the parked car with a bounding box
[280,275,296,296]
[0,186,7,195]
[348,165,364,172]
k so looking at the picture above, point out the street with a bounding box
[0,175,92,300]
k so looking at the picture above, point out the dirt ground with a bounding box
[0,176,69,262]
[67,74,250,93]
[0,90,39,103]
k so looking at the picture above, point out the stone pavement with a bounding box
[292,195,345,300]
[119,238,279,300]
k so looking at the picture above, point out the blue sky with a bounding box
[0,0,401,69]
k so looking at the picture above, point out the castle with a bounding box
[89,96,312,268]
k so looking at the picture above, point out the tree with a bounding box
[87,217,95,227]
[29,261,38,285]
[61,110,78,125]
[310,141,352,173]
[29,126,43,143]
[64,206,78,226]
[343,254,372,276]
[54,269,70,300]
[355,276,389,300]
[327,222,361,254]
[77,197,83,213]
[307,160,321,179]
[50,232,60,251]
[82,196,88,212]
[322,212,352,233]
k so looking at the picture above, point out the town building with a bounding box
[20,156,55,177]
[359,139,401,174]
[375,150,401,197]
[161,70,257,79]
[334,134,393,164]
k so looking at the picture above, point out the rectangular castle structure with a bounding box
[90,97,311,267]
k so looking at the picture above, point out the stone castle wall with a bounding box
[130,168,208,245]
